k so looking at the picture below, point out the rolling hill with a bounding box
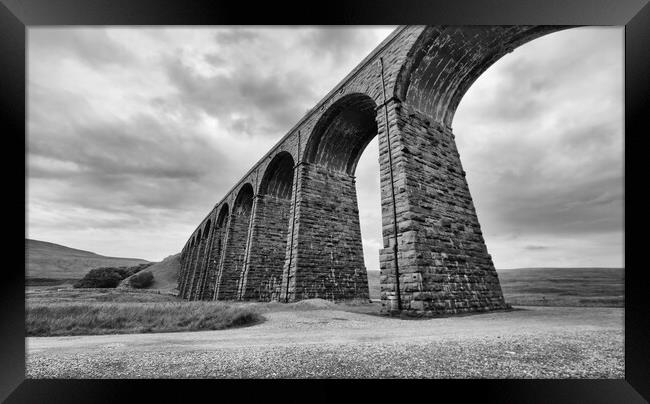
[26,239,149,280]
[120,253,181,290]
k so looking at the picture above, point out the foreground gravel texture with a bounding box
[26,304,624,379]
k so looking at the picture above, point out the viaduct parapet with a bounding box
[178,25,569,315]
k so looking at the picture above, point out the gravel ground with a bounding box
[26,304,624,379]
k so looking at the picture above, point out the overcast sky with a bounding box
[27,26,623,270]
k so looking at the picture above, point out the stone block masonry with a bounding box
[178,25,570,316]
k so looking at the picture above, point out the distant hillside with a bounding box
[497,267,623,307]
[366,267,623,307]
[26,239,149,280]
[120,253,180,290]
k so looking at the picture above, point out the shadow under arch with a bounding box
[189,218,213,300]
[240,151,296,301]
[178,235,196,297]
[362,25,577,313]
[201,204,229,300]
[182,229,201,299]
[216,183,254,300]
[394,25,573,128]
[304,93,378,175]
[288,93,380,301]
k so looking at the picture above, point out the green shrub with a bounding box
[129,270,154,289]
[74,268,123,288]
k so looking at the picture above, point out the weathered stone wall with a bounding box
[378,100,507,314]
[202,224,226,300]
[188,234,208,300]
[180,240,198,299]
[289,163,369,301]
[194,226,216,300]
[240,195,292,301]
[216,204,252,300]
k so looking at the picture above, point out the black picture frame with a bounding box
[2,0,648,402]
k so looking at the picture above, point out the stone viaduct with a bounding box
[177,25,569,315]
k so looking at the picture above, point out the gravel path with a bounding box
[26,305,624,378]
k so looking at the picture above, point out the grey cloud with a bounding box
[458,28,622,127]
[482,173,623,236]
[29,113,218,181]
[29,28,135,68]
[204,52,227,67]
[28,85,239,216]
[559,122,622,153]
[524,245,549,250]
[214,29,259,46]
[299,27,383,64]
[162,56,317,136]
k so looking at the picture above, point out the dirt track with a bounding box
[26,304,624,378]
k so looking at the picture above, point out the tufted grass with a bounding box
[26,290,263,336]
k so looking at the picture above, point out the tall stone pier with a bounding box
[178,25,570,315]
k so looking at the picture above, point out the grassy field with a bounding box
[366,267,623,307]
[26,266,622,337]
[26,287,262,337]
[498,267,623,307]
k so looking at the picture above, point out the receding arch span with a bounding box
[181,230,202,299]
[259,151,295,199]
[203,220,212,237]
[234,183,254,215]
[394,26,570,127]
[290,93,373,300]
[201,205,230,300]
[304,93,378,176]
[192,218,213,300]
[189,221,212,300]
[242,152,296,301]
[216,204,229,227]
[216,184,254,300]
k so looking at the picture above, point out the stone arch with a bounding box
[205,204,230,300]
[192,218,214,300]
[304,93,379,175]
[182,230,201,299]
[394,26,569,128]
[369,25,574,314]
[216,183,254,299]
[179,237,193,296]
[241,151,296,301]
[258,151,295,198]
[178,26,588,316]
[188,225,211,300]
[287,93,377,301]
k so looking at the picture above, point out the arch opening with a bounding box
[216,184,254,300]
[372,25,576,314]
[182,231,201,299]
[395,26,570,128]
[304,93,378,175]
[240,152,296,301]
[259,151,295,199]
[292,94,379,301]
[200,204,229,300]
[189,223,211,300]
[193,219,213,300]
